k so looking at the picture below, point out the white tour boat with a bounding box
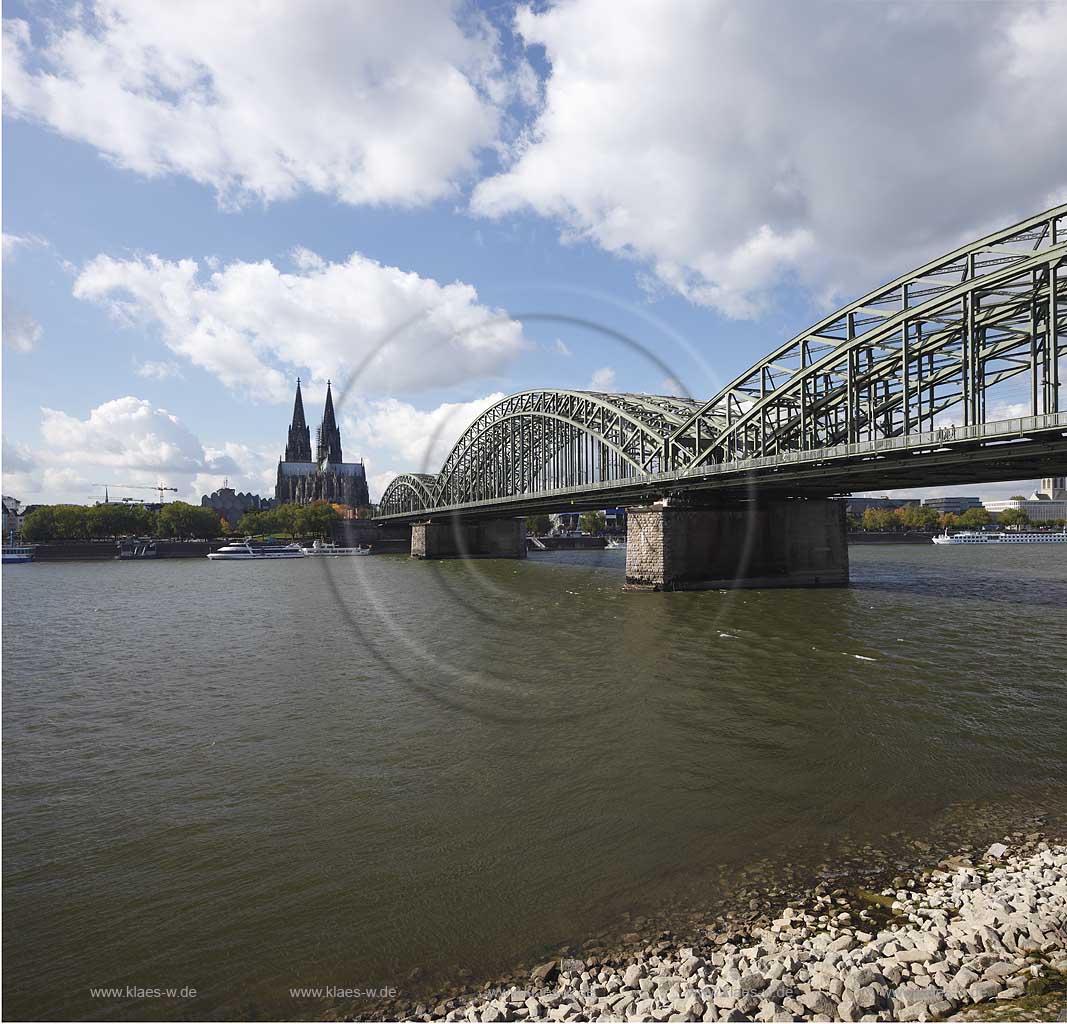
[932,530,1067,545]
[2,544,34,564]
[605,537,627,549]
[300,539,371,556]
[207,539,306,560]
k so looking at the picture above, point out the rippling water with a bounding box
[3,545,1066,1020]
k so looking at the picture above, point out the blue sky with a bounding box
[3,0,1065,505]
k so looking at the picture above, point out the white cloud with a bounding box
[134,359,183,381]
[473,0,1067,318]
[2,304,43,352]
[3,232,47,351]
[73,249,526,401]
[3,1,507,208]
[3,397,271,503]
[2,437,34,474]
[2,232,45,257]
[553,338,572,357]
[588,366,616,391]
[344,392,506,487]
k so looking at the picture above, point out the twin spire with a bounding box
[284,377,342,465]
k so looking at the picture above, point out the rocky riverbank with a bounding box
[361,836,1066,1023]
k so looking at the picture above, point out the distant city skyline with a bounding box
[4,0,1065,506]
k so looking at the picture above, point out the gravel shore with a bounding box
[377,840,1066,1023]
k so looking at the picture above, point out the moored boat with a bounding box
[207,539,306,560]
[2,544,35,564]
[932,530,1067,545]
[300,539,371,556]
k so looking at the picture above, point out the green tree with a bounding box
[1009,495,1026,501]
[87,502,150,538]
[272,503,303,540]
[940,512,960,531]
[299,501,340,539]
[526,514,551,536]
[862,507,895,531]
[997,507,1029,529]
[918,506,941,531]
[130,505,157,536]
[157,501,221,540]
[52,505,90,540]
[21,506,56,541]
[896,505,940,531]
[578,510,606,534]
[958,507,991,529]
[845,511,860,531]
[237,509,269,536]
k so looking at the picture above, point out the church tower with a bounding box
[284,378,313,462]
[317,380,343,465]
[276,376,369,508]
[1040,477,1067,500]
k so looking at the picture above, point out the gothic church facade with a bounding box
[275,379,370,508]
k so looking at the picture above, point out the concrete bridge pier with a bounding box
[411,517,526,560]
[624,498,848,590]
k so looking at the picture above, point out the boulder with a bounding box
[531,961,559,986]
[622,964,645,989]
[798,990,836,1018]
[966,979,1002,1003]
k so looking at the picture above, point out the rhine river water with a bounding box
[3,544,1066,1021]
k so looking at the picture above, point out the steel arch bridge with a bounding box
[380,204,1067,521]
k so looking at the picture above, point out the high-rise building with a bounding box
[275,379,370,508]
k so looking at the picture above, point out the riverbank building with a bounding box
[275,380,370,508]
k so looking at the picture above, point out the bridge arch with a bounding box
[378,203,1066,517]
[430,390,713,507]
[378,473,438,517]
[667,203,1066,467]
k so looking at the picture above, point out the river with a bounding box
[3,544,1066,1020]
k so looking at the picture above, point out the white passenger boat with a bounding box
[931,530,1067,545]
[2,545,34,564]
[207,539,306,560]
[605,537,626,549]
[300,539,371,556]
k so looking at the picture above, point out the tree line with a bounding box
[847,504,1060,532]
[235,502,339,539]
[21,501,341,542]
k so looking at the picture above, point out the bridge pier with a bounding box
[411,517,527,560]
[624,498,848,591]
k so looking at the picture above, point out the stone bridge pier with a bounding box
[624,498,848,590]
[411,516,526,560]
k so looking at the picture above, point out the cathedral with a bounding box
[275,379,370,508]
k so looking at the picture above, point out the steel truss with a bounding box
[379,205,1066,518]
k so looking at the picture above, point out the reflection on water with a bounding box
[3,545,1066,1020]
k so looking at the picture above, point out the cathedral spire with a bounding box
[317,379,343,464]
[284,378,313,462]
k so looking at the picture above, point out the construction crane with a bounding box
[92,483,179,504]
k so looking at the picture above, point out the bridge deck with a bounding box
[377,412,1067,522]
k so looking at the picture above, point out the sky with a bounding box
[3,0,1065,507]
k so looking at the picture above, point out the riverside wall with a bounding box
[848,532,936,545]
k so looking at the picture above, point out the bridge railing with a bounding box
[378,411,1067,518]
